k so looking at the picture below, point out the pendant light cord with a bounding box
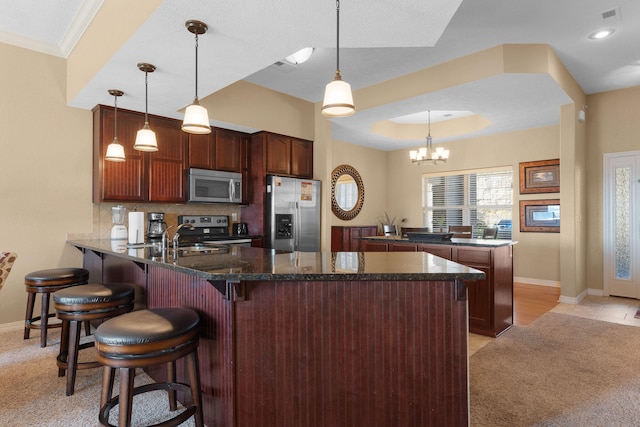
[194,33,199,102]
[336,0,340,72]
[144,71,150,124]
[114,94,118,136]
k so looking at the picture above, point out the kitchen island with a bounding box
[69,239,484,427]
[361,235,517,337]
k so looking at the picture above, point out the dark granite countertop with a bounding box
[362,235,517,248]
[68,239,485,282]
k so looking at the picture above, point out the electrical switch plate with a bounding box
[232,213,237,221]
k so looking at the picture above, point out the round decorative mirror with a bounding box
[331,164,364,220]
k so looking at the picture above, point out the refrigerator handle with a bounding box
[294,201,300,250]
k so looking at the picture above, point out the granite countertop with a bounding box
[68,239,485,282]
[362,235,517,248]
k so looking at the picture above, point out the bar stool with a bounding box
[24,267,89,347]
[95,307,204,427]
[54,283,135,396]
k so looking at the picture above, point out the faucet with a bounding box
[172,223,196,253]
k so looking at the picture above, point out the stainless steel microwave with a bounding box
[187,168,242,204]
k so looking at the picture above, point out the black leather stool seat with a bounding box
[24,267,89,347]
[53,283,135,396]
[95,308,203,427]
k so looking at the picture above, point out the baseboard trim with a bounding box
[514,276,560,288]
[0,320,23,333]
[558,288,588,305]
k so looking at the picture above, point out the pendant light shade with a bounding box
[105,89,126,162]
[134,63,158,152]
[322,0,355,118]
[182,20,211,134]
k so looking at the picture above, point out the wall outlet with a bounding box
[232,213,237,221]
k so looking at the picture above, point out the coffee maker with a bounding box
[147,212,167,240]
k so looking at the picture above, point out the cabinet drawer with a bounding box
[420,245,452,260]
[456,248,491,265]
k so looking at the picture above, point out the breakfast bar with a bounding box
[69,239,484,427]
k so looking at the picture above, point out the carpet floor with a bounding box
[470,311,640,426]
[0,328,195,426]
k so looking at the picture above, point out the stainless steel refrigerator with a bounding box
[266,175,321,252]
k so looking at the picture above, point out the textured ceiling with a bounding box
[1,0,639,150]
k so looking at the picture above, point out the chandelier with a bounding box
[409,110,449,165]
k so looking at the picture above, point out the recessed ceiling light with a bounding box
[285,47,314,65]
[588,28,615,40]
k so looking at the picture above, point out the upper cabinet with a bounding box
[264,132,313,178]
[94,105,304,206]
[186,128,245,173]
[93,105,186,203]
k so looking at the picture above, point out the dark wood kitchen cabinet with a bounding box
[242,131,314,245]
[360,238,514,337]
[331,226,378,251]
[93,105,187,203]
[186,128,246,173]
[264,132,313,179]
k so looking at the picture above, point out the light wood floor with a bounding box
[470,282,640,355]
[513,282,560,325]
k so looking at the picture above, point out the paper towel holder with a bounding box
[128,211,145,244]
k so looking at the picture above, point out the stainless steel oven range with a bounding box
[177,215,252,246]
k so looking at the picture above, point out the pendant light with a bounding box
[409,111,449,165]
[182,20,211,134]
[133,63,158,152]
[105,89,126,162]
[321,0,355,118]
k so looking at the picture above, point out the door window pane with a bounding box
[614,166,631,280]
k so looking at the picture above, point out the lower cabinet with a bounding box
[331,226,378,251]
[361,239,514,337]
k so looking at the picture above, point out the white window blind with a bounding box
[423,167,513,238]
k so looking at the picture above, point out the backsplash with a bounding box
[92,203,243,240]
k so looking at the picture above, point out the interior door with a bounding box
[604,151,640,298]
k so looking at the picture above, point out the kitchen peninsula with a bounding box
[69,238,484,427]
[360,235,517,337]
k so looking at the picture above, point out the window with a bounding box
[423,166,513,238]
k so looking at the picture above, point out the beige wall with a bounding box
[585,85,640,293]
[0,43,92,324]
[387,125,561,283]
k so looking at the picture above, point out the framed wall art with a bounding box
[519,158,560,194]
[519,199,560,232]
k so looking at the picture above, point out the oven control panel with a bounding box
[178,215,229,228]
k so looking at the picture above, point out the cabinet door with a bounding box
[420,244,453,260]
[361,226,378,238]
[389,243,418,251]
[148,116,186,203]
[240,135,251,204]
[97,107,147,202]
[215,129,241,172]
[464,264,493,332]
[187,133,214,170]
[361,240,389,252]
[348,228,362,251]
[266,134,291,175]
[290,138,313,178]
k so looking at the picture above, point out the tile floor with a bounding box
[469,293,640,356]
